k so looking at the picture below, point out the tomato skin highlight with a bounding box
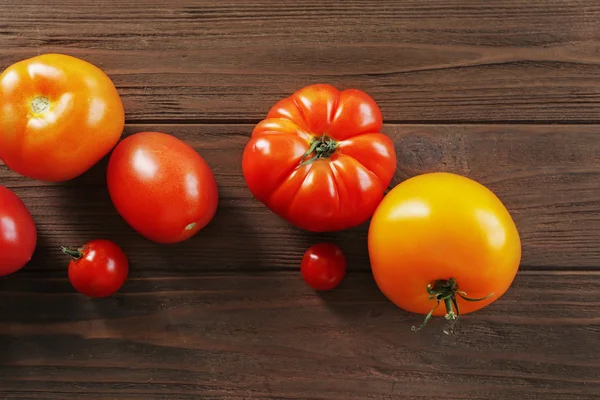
[0,54,124,182]
[242,84,396,232]
[368,172,521,317]
[107,132,219,244]
[66,239,128,298]
[0,186,37,276]
[301,243,347,291]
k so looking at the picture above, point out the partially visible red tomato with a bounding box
[301,243,347,291]
[0,185,37,276]
[63,239,128,298]
[107,131,219,244]
[242,84,396,232]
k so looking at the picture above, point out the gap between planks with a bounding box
[124,120,600,126]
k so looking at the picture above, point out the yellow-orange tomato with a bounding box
[0,54,124,182]
[368,172,521,325]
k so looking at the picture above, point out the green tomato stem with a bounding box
[61,246,83,261]
[411,277,495,335]
[297,135,339,168]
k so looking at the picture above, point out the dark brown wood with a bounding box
[1,124,598,271]
[0,271,599,400]
[3,0,600,123]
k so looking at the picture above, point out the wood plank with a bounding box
[0,271,598,399]
[3,0,600,122]
[1,124,598,270]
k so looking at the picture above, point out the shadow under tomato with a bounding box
[27,156,124,269]
[308,272,429,347]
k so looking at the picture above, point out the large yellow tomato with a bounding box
[368,172,521,330]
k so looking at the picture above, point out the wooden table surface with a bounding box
[1,1,599,399]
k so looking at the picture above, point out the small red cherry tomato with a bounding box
[0,185,37,276]
[301,243,347,291]
[63,239,128,298]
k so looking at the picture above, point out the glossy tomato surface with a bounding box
[242,84,396,232]
[368,172,521,316]
[107,132,219,244]
[301,243,347,291]
[0,186,37,276]
[66,239,128,298]
[0,54,124,182]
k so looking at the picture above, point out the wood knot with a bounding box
[393,133,444,184]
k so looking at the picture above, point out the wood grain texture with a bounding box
[3,0,600,122]
[0,271,599,400]
[1,124,598,271]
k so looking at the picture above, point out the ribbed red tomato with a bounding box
[242,84,396,232]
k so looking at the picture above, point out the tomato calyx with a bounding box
[61,246,84,261]
[31,96,50,114]
[411,277,495,334]
[298,135,339,168]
